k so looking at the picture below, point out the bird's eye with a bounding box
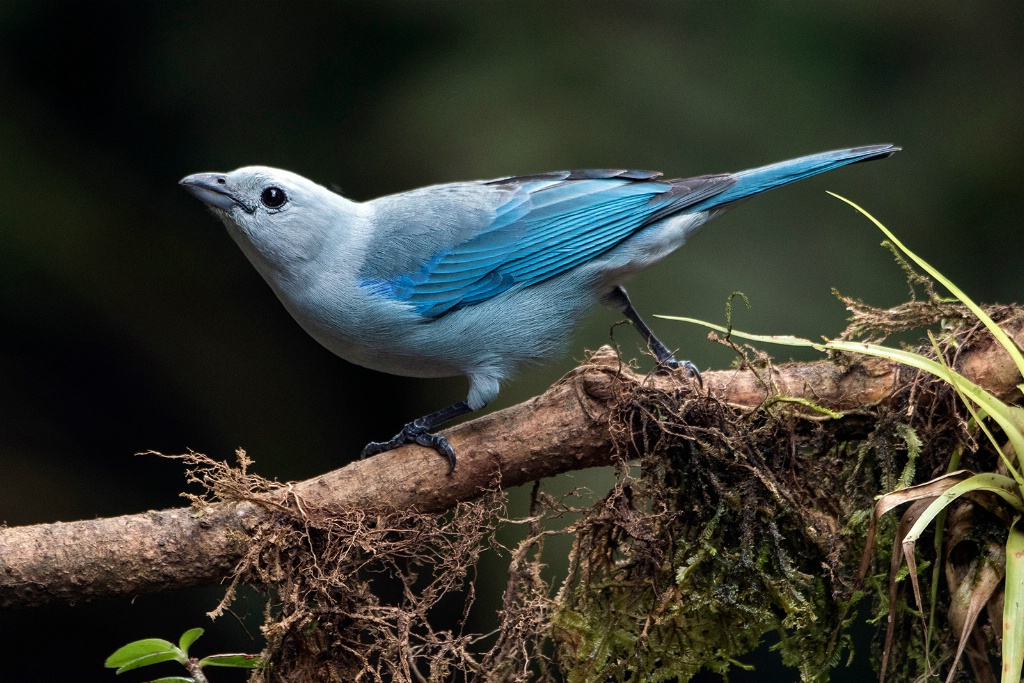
[260,186,287,209]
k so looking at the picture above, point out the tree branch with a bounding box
[3,309,1023,610]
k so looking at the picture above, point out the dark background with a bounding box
[1,2,1021,681]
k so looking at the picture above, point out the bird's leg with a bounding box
[604,285,702,386]
[360,401,473,474]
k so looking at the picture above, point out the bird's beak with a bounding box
[179,173,251,213]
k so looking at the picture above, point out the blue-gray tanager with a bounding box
[181,144,898,472]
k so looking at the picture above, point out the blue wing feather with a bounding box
[368,145,898,317]
[372,172,732,316]
[688,144,898,211]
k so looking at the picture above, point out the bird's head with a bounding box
[180,166,355,280]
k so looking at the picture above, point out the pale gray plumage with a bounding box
[180,144,899,472]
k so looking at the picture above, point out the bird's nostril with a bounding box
[217,177,226,184]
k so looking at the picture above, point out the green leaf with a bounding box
[652,315,817,348]
[178,628,204,655]
[113,650,182,674]
[898,474,1024,620]
[828,192,1024,389]
[148,678,195,683]
[925,331,1024,486]
[105,638,183,672]
[906,473,1024,548]
[826,340,1024,488]
[198,653,263,669]
[1003,520,1024,683]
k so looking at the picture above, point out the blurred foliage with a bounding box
[0,2,1022,681]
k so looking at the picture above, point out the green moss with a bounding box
[548,367,949,682]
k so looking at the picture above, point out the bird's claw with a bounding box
[659,358,703,388]
[361,422,457,474]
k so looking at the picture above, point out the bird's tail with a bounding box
[693,143,900,210]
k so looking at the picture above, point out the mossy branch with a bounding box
[0,307,1022,611]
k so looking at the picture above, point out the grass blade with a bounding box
[1003,519,1024,683]
[828,192,1024,393]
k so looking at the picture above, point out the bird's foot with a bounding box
[658,358,703,388]
[361,421,457,474]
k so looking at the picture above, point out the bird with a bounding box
[180,144,899,473]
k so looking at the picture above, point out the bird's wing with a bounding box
[360,169,737,317]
